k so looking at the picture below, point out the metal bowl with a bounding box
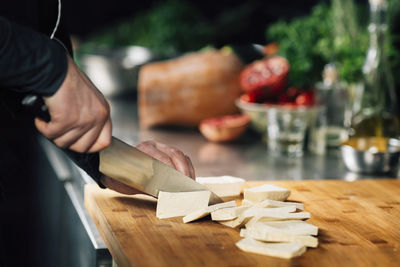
[76,46,158,96]
[341,138,400,174]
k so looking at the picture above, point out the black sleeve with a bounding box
[0,16,67,96]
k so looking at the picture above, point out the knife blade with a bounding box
[23,95,223,204]
[99,137,222,204]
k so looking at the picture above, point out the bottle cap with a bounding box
[322,63,338,86]
[369,0,386,6]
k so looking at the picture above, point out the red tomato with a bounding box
[295,91,315,106]
[277,94,292,104]
[263,42,279,56]
[239,56,290,94]
[285,87,302,101]
[241,89,277,103]
[240,94,253,103]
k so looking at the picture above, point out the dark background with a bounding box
[3,2,329,266]
[63,0,323,45]
[1,1,395,267]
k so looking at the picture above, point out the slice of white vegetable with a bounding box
[182,200,237,223]
[244,184,291,202]
[211,206,248,221]
[236,238,307,259]
[217,215,250,228]
[196,176,245,197]
[247,220,318,236]
[242,206,297,216]
[212,197,298,222]
[246,212,311,228]
[242,199,304,211]
[216,206,297,228]
[240,228,318,248]
[156,191,211,219]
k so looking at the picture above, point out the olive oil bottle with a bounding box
[347,0,400,152]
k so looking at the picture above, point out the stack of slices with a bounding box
[155,178,318,259]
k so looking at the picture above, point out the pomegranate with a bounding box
[199,114,250,142]
[239,56,290,94]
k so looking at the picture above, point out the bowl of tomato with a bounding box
[236,55,317,136]
[236,88,317,136]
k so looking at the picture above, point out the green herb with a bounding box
[266,0,399,88]
[387,0,400,89]
[266,4,335,88]
[79,0,214,56]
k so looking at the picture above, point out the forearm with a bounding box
[0,16,67,96]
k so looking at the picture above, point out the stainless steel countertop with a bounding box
[108,95,399,182]
[39,137,109,251]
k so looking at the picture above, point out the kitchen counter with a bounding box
[85,179,400,267]
[107,95,399,181]
[38,95,399,266]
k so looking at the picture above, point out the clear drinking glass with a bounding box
[266,106,313,157]
[309,64,350,155]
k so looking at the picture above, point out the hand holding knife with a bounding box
[23,95,222,204]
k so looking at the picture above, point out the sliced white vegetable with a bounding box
[246,212,311,228]
[242,206,297,217]
[211,206,248,221]
[156,191,211,219]
[183,200,237,223]
[242,199,304,211]
[214,197,296,222]
[216,206,296,228]
[244,184,290,202]
[217,215,250,228]
[247,220,318,236]
[196,176,245,197]
[236,238,307,259]
[241,228,318,248]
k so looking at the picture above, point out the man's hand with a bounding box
[35,56,112,153]
[136,140,195,179]
[100,140,196,195]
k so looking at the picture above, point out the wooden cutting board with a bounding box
[84,179,400,267]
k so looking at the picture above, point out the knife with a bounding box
[22,95,223,204]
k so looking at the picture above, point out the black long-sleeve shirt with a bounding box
[0,1,106,188]
[0,0,71,96]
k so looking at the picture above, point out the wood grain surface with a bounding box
[84,179,400,267]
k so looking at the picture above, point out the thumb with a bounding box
[100,176,143,195]
[34,117,50,136]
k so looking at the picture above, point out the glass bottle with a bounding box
[310,64,349,155]
[346,0,400,152]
